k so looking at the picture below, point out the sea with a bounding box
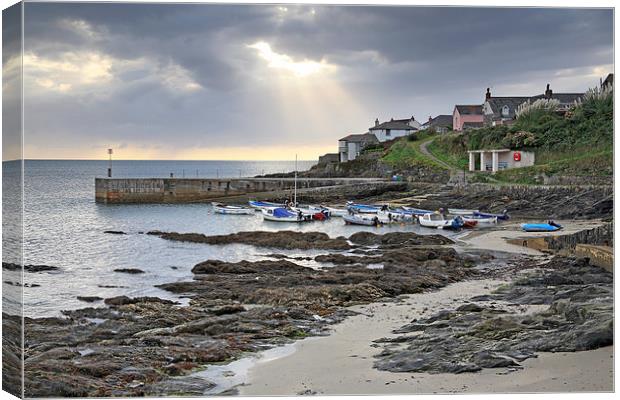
[2,160,457,318]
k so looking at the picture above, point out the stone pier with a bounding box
[95,177,388,204]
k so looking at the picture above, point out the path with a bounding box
[419,138,468,186]
[419,138,456,171]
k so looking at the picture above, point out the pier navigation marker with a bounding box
[107,148,113,178]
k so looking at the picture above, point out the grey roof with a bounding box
[529,93,584,105]
[369,119,416,131]
[484,97,530,119]
[339,132,379,143]
[423,114,453,128]
[454,105,483,115]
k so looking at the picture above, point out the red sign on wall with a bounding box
[513,151,521,162]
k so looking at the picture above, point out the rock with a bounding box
[192,259,311,275]
[77,296,103,303]
[113,268,145,274]
[104,296,178,306]
[3,263,59,272]
[456,303,484,312]
[373,255,613,375]
[148,230,351,250]
[348,231,453,246]
[103,230,127,235]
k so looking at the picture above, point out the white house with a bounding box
[369,117,418,142]
[338,133,379,162]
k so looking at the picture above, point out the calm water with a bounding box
[3,160,458,318]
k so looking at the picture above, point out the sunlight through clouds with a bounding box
[247,41,336,77]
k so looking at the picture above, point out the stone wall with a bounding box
[95,177,389,204]
[545,223,614,251]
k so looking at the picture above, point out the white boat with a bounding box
[308,205,347,218]
[343,213,381,226]
[462,215,498,225]
[379,209,415,222]
[289,206,315,217]
[447,208,479,216]
[419,213,464,230]
[262,207,305,222]
[212,202,254,215]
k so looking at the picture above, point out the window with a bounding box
[501,105,510,117]
[386,129,391,136]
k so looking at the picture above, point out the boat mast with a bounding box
[294,154,298,206]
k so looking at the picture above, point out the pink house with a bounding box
[452,105,484,131]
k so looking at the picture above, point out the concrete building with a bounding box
[453,105,483,131]
[369,117,418,142]
[338,133,379,162]
[468,149,535,173]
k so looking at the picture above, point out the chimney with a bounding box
[428,115,433,123]
[411,115,415,121]
[390,118,394,122]
[375,118,379,127]
[485,88,491,100]
[545,84,552,99]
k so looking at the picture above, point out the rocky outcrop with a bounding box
[147,230,352,250]
[3,263,59,273]
[23,232,481,397]
[348,231,453,247]
[373,256,613,374]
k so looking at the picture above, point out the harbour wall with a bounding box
[94,177,389,204]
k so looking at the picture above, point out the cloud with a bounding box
[16,3,614,160]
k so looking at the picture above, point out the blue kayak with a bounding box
[521,222,563,232]
[474,210,510,221]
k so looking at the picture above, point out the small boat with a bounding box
[343,214,381,226]
[212,202,254,215]
[262,207,306,222]
[418,213,464,230]
[347,202,381,214]
[474,210,510,221]
[448,208,479,216]
[308,205,347,218]
[249,200,286,210]
[400,206,434,216]
[462,215,498,225]
[377,210,414,223]
[521,221,563,232]
[290,207,329,221]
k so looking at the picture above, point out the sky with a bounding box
[2,3,614,160]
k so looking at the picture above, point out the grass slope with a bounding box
[426,87,613,183]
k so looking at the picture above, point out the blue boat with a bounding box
[347,202,381,214]
[521,221,563,232]
[248,200,286,210]
[474,210,510,221]
[401,206,434,216]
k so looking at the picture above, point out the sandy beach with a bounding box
[457,219,606,255]
[239,278,613,395]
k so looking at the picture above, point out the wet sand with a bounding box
[239,278,613,395]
